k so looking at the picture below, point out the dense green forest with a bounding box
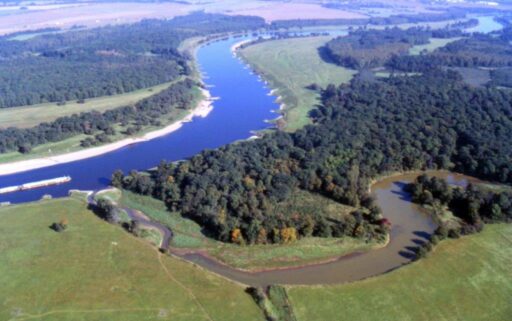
[0,13,265,108]
[323,27,465,69]
[489,68,512,87]
[118,67,512,244]
[408,175,512,237]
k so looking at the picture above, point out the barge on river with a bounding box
[0,176,71,194]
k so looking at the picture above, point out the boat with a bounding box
[0,176,72,194]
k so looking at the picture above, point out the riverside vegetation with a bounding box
[408,175,512,240]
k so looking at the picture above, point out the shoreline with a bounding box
[171,234,390,274]
[0,88,214,177]
[233,39,290,126]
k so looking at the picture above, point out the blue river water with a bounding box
[0,37,280,203]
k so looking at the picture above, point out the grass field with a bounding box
[120,189,380,270]
[288,224,512,321]
[409,37,462,55]
[0,80,180,129]
[239,36,356,131]
[0,197,264,321]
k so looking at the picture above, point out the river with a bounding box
[0,36,281,204]
[0,18,499,285]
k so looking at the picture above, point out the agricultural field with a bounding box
[120,189,380,270]
[0,2,193,35]
[240,36,356,131]
[0,197,263,321]
[222,2,366,22]
[0,80,180,129]
[288,224,512,321]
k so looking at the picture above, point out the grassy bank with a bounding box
[239,36,356,131]
[409,37,462,55]
[0,85,203,165]
[120,189,381,270]
[288,224,512,321]
[0,197,263,321]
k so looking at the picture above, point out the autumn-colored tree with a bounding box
[280,227,297,244]
[231,228,245,245]
[242,176,255,189]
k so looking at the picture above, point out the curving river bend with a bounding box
[177,171,478,286]
[0,21,497,285]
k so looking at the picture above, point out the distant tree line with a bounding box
[268,10,469,29]
[116,68,512,245]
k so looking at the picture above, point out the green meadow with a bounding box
[240,36,356,131]
[0,197,263,321]
[409,37,462,55]
[0,80,180,129]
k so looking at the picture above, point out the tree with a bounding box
[280,227,297,244]
[111,170,124,188]
[50,217,68,232]
[231,228,244,245]
[18,144,32,154]
[96,198,115,221]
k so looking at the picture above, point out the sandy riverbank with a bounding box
[0,88,215,176]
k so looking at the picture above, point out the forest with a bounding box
[323,27,465,69]
[118,67,512,245]
[0,13,265,108]
[408,175,512,238]
[489,68,512,87]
